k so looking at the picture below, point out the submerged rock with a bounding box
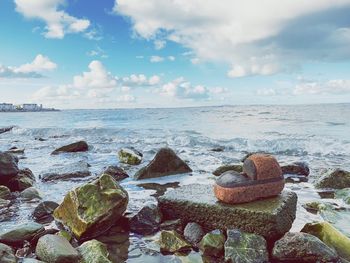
[302,221,350,261]
[225,229,268,263]
[51,140,89,155]
[135,148,192,180]
[272,232,338,263]
[184,222,204,246]
[0,222,44,246]
[53,174,129,240]
[0,186,11,200]
[335,188,350,204]
[316,169,350,189]
[212,164,243,176]
[36,234,80,263]
[78,239,111,263]
[281,162,310,176]
[0,152,19,185]
[118,148,142,165]
[159,230,191,253]
[33,201,59,224]
[130,203,162,235]
[7,168,35,191]
[0,242,16,263]
[20,187,41,200]
[101,166,129,181]
[198,230,225,258]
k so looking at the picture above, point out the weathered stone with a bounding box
[316,169,350,189]
[0,222,44,246]
[51,140,89,155]
[78,239,111,263]
[20,187,41,200]
[0,242,16,263]
[160,219,183,232]
[302,222,350,261]
[0,185,11,200]
[198,230,225,258]
[335,188,350,204]
[118,148,142,165]
[281,162,310,176]
[32,201,59,224]
[225,229,268,263]
[130,203,162,235]
[272,232,339,263]
[212,164,243,176]
[101,166,129,181]
[184,222,204,245]
[159,230,191,253]
[135,148,192,180]
[158,184,297,241]
[40,161,90,182]
[53,174,129,240]
[0,152,19,185]
[7,168,35,192]
[36,234,80,263]
[57,230,72,242]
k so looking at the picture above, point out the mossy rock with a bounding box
[118,148,142,165]
[159,230,191,253]
[78,239,111,263]
[212,164,243,176]
[316,169,350,189]
[53,174,129,240]
[198,230,225,258]
[0,186,11,200]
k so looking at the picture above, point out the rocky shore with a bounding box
[1,133,350,262]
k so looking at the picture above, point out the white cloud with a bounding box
[256,88,277,96]
[87,46,108,58]
[122,74,161,87]
[168,56,175,61]
[293,79,350,95]
[154,40,166,50]
[150,56,164,63]
[15,0,90,39]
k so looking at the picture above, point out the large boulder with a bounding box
[316,169,350,189]
[118,148,142,165]
[213,164,243,176]
[53,174,129,240]
[198,230,225,258]
[159,230,191,253]
[51,141,89,155]
[32,201,59,224]
[7,168,35,191]
[225,229,268,263]
[130,203,162,235]
[36,234,80,263]
[159,184,297,241]
[272,232,339,263]
[0,222,44,246]
[302,222,350,261]
[78,239,111,263]
[101,166,129,181]
[184,222,205,246]
[135,148,192,180]
[0,242,16,263]
[0,152,19,185]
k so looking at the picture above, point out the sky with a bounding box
[0,0,350,109]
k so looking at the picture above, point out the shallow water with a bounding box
[1,104,350,261]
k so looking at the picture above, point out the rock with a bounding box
[36,234,80,263]
[211,147,225,152]
[135,148,192,180]
[101,166,129,181]
[0,222,44,246]
[53,174,129,240]
[198,230,225,258]
[0,242,16,263]
[302,221,350,261]
[20,187,41,200]
[0,186,11,199]
[0,152,19,185]
[51,140,89,155]
[335,188,350,204]
[184,222,204,245]
[118,148,142,165]
[212,164,243,176]
[138,182,180,198]
[57,230,72,242]
[40,161,91,182]
[272,232,339,263]
[0,126,14,135]
[22,259,46,263]
[32,201,59,224]
[160,219,183,232]
[224,229,268,263]
[78,239,111,263]
[7,168,35,192]
[281,162,310,176]
[159,230,191,253]
[130,203,162,235]
[284,174,308,183]
[158,184,297,241]
[316,169,350,189]
[6,147,25,155]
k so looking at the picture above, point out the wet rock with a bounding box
[57,230,72,242]
[138,182,180,198]
[0,126,14,135]
[211,147,225,152]
[0,242,16,263]
[36,234,80,263]
[53,174,129,240]
[33,201,59,224]
[212,164,243,176]
[40,161,91,182]
[184,222,204,246]
[302,201,330,214]
[225,229,268,263]
[35,137,47,142]
[317,189,335,199]
[281,162,310,176]
[0,152,19,185]
[302,221,350,261]
[51,140,89,155]
[198,230,225,258]
[118,148,142,165]
[284,174,308,183]
[272,232,339,263]
[316,169,350,189]
[6,147,25,155]
[7,168,35,191]
[0,186,11,199]
[101,165,129,181]
[158,184,297,241]
[335,188,350,204]
[0,199,13,221]
[159,230,191,253]
[78,239,111,263]
[0,222,44,246]
[135,148,192,180]
[130,203,162,235]
[160,219,183,233]
[20,187,41,200]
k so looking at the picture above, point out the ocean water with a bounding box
[1,103,350,262]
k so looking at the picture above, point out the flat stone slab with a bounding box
[158,184,297,241]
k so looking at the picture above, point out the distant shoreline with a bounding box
[0,109,60,113]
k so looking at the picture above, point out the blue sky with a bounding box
[0,0,350,109]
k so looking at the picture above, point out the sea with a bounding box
[0,103,350,262]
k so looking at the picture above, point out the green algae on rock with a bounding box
[53,174,129,240]
[118,148,142,165]
[159,230,191,253]
[0,185,11,200]
[316,169,350,189]
[78,239,111,263]
[198,230,225,258]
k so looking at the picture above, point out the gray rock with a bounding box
[40,161,91,182]
[198,230,225,258]
[316,169,350,189]
[78,239,111,263]
[7,168,35,191]
[281,162,310,176]
[159,230,191,253]
[130,203,162,235]
[184,222,204,245]
[224,229,268,263]
[20,187,41,200]
[160,219,183,232]
[0,185,11,200]
[213,164,243,176]
[0,152,19,185]
[32,201,59,224]
[101,165,129,181]
[272,232,339,263]
[0,242,16,263]
[158,184,297,241]
[0,222,44,246]
[36,234,80,263]
[135,148,192,180]
[51,140,88,155]
[118,148,142,165]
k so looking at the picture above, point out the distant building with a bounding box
[21,103,43,111]
[0,103,15,111]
